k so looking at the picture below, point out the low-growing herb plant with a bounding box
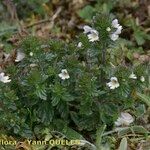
[0,13,149,149]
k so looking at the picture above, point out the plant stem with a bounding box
[102,127,130,136]
[100,43,107,85]
[102,44,106,66]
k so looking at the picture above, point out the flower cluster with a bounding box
[15,50,33,62]
[108,19,123,41]
[58,71,145,91]
[106,72,145,90]
[83,19,122,42]
[1,50,34,84]
[129,72,145,82]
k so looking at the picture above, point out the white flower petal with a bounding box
[114,25,123,35]
[110,77,118,81]
[107,77,119,90]
[15,51,25,62]
[114,83,120,88]
[129,73,137,79]
[115,117,123,126]
[58,73,63,78]
[106,27,111,32]
[61,76,67,80]
[112,19,120,28]
[61,69,67,72]
[83,25,93,33]
[110,85,116,90]
[140,76,145,82]
[121,112,134,125]
[0,72,11,83]
[110,33,119,41]
[115,112,134,126]
[29,52,33,56]
[58,69,70,80]
[0,72,5,77]
[77,42,82,48]
[87,30,99,42]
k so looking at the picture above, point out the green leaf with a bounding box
[136,92,150,107]
[79,101,92,115]
[51,97,60,106]
[56,101,69,118]
[96,125,106,150]
[78,5,95,21]
[135,104,146,117]
[131,126,149,134]
[3,90,18,110]
[37,102,54,123]
[118,137,127,150]
[118,126,149,137]
[35,84,47,100]
[20,124,33,138]
[47,66,56,76]
[134,31,145,45]
[62,126,84,140]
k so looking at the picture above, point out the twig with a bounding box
[0,7,63,36]
[26,7,62,29]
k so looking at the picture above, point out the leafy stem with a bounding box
[100,42,107,85]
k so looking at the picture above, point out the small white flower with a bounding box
[77,42,82,48]
[115,112,134,126]
[29,52,33,56]
[129,72,137,79]
[87,29,99,42]
[15,51,25,62]
[112,19,120,28]
[106,27,111,32]
[110,33,119,41]
[83,25,99,42]
[83,25,93,34]
[114,25,123,35]
[140,76,145,82]
[0,72,11,83]
[107,77,120,90]
[58,69,70,80]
